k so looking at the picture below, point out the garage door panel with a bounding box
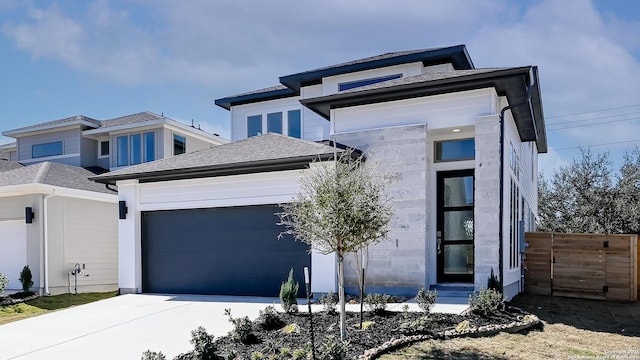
[142,205,310,296]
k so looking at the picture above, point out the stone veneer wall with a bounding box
[333,124,428,295]
[473,115,502,290]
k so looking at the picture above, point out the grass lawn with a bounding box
[381,294,640,359]
[0,291,118,326]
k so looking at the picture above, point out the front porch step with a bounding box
[430,284,474,298]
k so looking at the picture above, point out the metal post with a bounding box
[359,267,365,328]
[304,267,316,360]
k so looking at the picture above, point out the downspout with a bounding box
[498,71,535,293]
[43,190,57,295]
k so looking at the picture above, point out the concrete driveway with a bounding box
[0,294,468,360]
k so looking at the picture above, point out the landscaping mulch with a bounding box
[0,292,39,306]
[214,306,529,359]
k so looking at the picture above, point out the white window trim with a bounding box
[21,153,80,164]
[98,139,110,159]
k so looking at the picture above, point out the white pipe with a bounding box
[43,190,56,295]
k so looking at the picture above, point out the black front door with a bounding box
[437,170,474,283]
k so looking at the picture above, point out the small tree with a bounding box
[19,265,33,293]
[278,150,394,340]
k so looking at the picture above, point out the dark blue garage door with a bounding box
[141,205,310,296]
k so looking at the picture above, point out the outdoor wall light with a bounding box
[118,201,128,220]
[25,207,34,224]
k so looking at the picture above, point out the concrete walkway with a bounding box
[0,294,468,360]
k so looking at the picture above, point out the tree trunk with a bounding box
[338,254,346,340]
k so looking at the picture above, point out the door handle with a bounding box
[437,231,442,255]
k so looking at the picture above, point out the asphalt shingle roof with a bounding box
[0,159,23,172]
[92,133,345,183]
[0,162,114,194]
[5,115,101,133]
[99,111,165,128]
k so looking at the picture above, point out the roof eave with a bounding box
[3,120,100,138]
[214,88,298,111]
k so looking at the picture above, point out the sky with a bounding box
[0,0,639,174]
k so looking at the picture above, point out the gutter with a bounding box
[498,69,535,293]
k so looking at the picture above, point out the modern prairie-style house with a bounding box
[92,45,546,300]
[0,112,227,294]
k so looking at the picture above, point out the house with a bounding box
[0,161,118,295]
[1,111,228,171]
[92,45,546,300]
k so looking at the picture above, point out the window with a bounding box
[267,112,283,134]
[288,110,301,139]
[509,179,521,269]
[130,134,142,165]
[247,115,262,137]
[144,132,155,162]
[173,134,186,155]
[32,141,63,158]
[435,139,475,162]
[116,132,155,167]
[338,74,402,91]
[117,136,128,166]
[99,141,109,157]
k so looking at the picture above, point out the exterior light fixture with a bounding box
[119,201,128,220]
[25,207,34,224]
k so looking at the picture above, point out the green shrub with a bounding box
[141,350,167,360]
[0,273,8,295]
[398,316,433,335]
[319,291,338,313]
[416,288,437,313]
[487,268,502,292]
[225,308,258,344]
[468,288,504,317]
[291,348,307,360]
[189,326,218,360]
[279,268,299,313]
[19,265,33,293]
[318,336,349,360]
[257,305,285,330]
[250,352,265,360]
[363,293,391,314]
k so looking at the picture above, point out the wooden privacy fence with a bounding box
[524,232,638,301]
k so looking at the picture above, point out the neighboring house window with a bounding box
[32,141,63,158]
[144,132,155,162]
[117,136,128,167]
[174,134,186,155]
[434,138,475,162]
[288,110,301,139]
[99,141,109,157]
[247,115,262,137]
[116,132,155,166]
[338,74,402,91]
[130,134,142,165]
[267,112,283,134]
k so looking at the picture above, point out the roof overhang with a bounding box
[301,66,547,153]
[0,142,16,151]
[279,45,474,93]
[215,87,298,110]
[3,120,100,138]
[0,183,117,203]
[83,119,228,144]
[91,153,341,185]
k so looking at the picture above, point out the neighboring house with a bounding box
[1,111,228,171]
[0,161,118,295]
[0,142,17,161]
[93,45,547,300]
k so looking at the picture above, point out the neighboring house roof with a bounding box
[214,45,474,110]
[0,142,16,151]
[91,133,351,184]
[301,66,547,153]
[0,159,23,172]
[0,162,114,194]
[98,111,164,128]
[2,115,101,137]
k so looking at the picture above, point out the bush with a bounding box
[468,288,504,317]
[487,268,502,292]
[363,293,390,314]
[256,305,285,330]
[0,273,7,295]
[291,348,307,360]
[141,350,167,360]
[225,308,258,344]
[398,316,433,335]
[319,291,338,313]
[279,268,299,313]
[19,265,33,293]
[416,288,437,313]
[318,336,349,360]
[190,326,218,360]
